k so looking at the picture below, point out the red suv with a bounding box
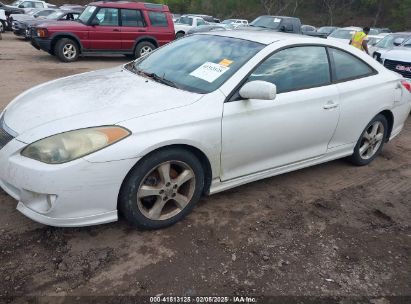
[31,2,175,62]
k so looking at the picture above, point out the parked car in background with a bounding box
[0,8,6,32]
[31,2,175,62]
[248,15,302,34]
[371,32,411,61]
[10,7,54,21]
[1,31,410,229]
[301,24,316,34]
[327,26,361,44]
[317,26,338,37]
[22,9,81,39]
[222,19,248,28]
[381,43,411,79]
[171,13,180,22]
[0,1,24,15]
[9,0,56,13]
[369,27,391,35]
[186,24,226,34]
[174,15,207,38]
[59,4,83,11]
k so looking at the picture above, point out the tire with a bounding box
[175,32,185,39]
[348,114,388,166]
[119,148,205,230]
[0,21,5,33]
[134,41,155,59]
[54,38,79,62]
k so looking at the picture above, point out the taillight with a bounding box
[401,80,411,94]
[37,28,48,38]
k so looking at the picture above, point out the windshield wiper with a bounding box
[147,72,180,89]
[128,65,180,89]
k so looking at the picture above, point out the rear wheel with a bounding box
[134,41,155,59]
[119,148,204,230]
[0,21,5,33]
[348,114,388,166]
[175,32,185,39]
[55,38,79,62]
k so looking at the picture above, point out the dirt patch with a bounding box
[0,32,410,300]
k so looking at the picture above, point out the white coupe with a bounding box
[1,31,410,229]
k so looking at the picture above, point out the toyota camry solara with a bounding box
[1,31,411,229]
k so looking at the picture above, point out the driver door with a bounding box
[89,7,122,50]
[221,46,340,181]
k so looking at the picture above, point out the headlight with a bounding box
[21,126,130,164]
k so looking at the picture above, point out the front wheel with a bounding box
[175,32,185,39]
[55,38,79,62]
[119,148,205,230]
[348,114,388,166]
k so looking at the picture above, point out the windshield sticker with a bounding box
[219,59,234,67]
[190,62,230,83]
[274,18,281,23]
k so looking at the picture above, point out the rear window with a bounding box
[148,11,168,27]
[121,9,145,27]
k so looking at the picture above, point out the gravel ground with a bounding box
[0,33,410,303]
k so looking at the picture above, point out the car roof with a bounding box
[199,30,314,45]
[339,26,362,31]
[89,1,169,11]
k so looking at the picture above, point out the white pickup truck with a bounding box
[9,0,56,13]
[174,15,207,39]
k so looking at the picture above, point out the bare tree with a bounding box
[260,0,276,14]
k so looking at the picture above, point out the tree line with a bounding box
[153,0,411,30]
[6,0,410,30]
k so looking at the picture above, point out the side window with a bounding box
[328,48,374,82]
[197,19,206,26]
[95,8,119,26]
[248,46,331,93]
[121,9,145,27]
[148,11,167,27]
[21,2,32,8]
[33,2,44,8]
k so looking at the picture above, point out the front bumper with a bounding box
[0,139,139,227]
[31,37,52,52]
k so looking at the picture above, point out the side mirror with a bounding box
[90,18,100,26]
[393,38,404,46]
[18,4,24,8]
[239,81,277,100]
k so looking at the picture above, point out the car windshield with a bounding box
[78,5,96,24]
[11,0,22,6]
[222,19,234,24]
[329,29,354,39]
[318,27,333,33]
[376,34,409,48]
[127,35,264,94]
[250,16,282,29]
[46,11,64,19]
[177,16,193,26]
[369,29,379,35]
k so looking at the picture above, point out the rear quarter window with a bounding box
[148,11,168,27]
[328,48,375,82]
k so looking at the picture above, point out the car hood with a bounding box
[382,48,411,62]
[4,66,203,141]
[37,20,86,29]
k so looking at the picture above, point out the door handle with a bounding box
[138,29,146,32]
[323,101,339,110]
[113,29,120,32]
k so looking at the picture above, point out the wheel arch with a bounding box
[50,33,83,55]
[118,143,213,212]
[133,36,159,50]
[379,109,394,141]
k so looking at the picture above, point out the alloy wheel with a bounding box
[140,46,152,57]
[359,121,385,160]
[62,43,77,60]
[136,161,196,221]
